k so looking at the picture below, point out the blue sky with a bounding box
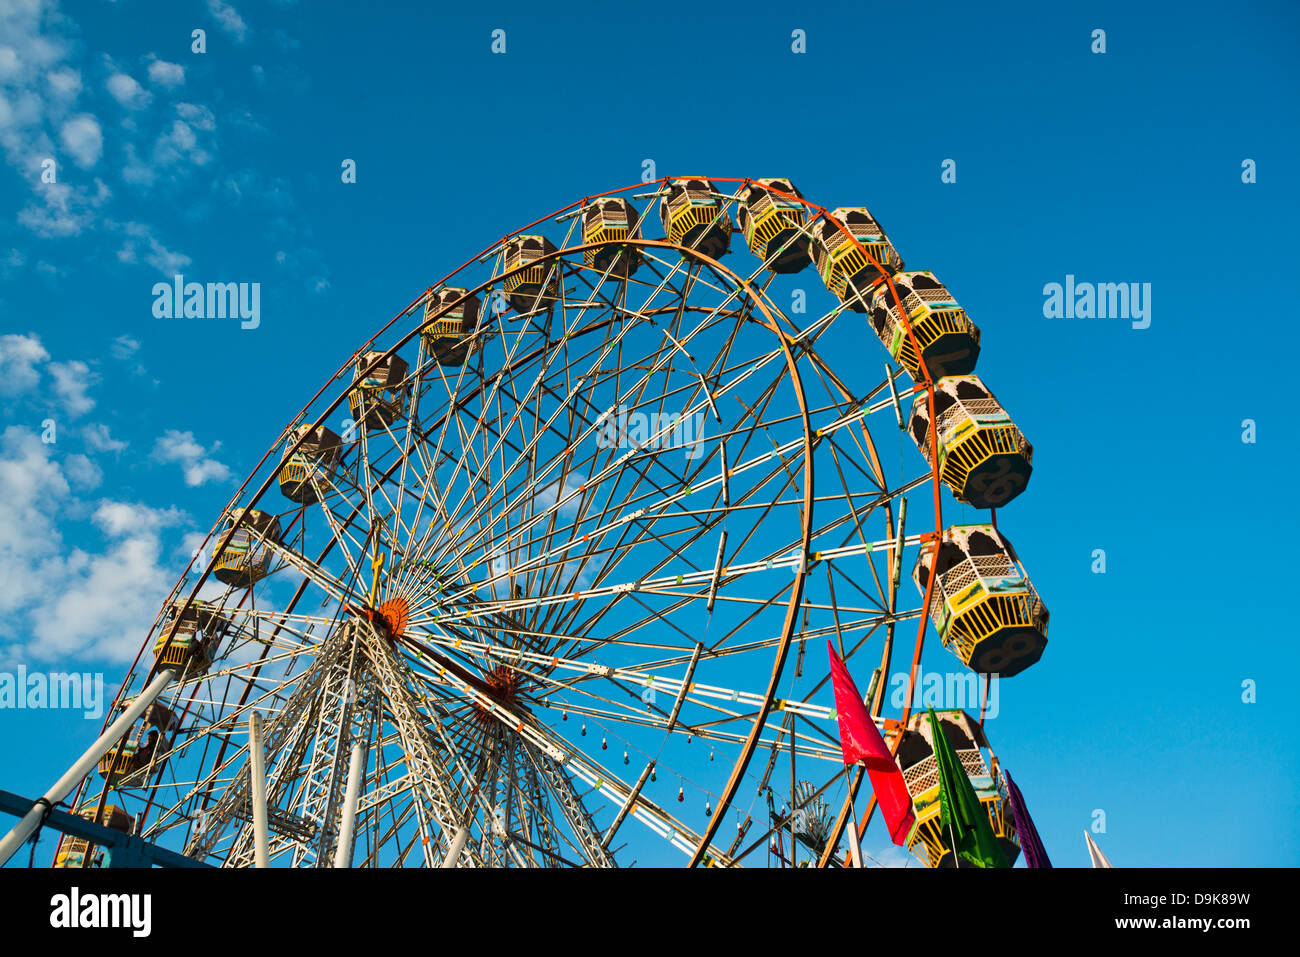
[1,0,1298,867]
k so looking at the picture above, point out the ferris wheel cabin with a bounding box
[659,177,732,260]
[812,206,904,311]
[96,700,179,786]
[212,508,282,587]
[908,375,1033,509]
[582,198,642,277]
[913,524,1049,677]
[421,286,482,367]
[503,235,561,314]
[736,178,812,273]
[890,710,1020,868]
[868,271,981,380]
[52,805,134,868]
[278,424,342,504]
[347,352,410,431]
[152,597,230,677]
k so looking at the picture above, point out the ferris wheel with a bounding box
[51,176,1050,868]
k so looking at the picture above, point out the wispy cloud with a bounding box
[19,178,111,237]
[58,112,102,166]
[115,220,191,272]
[105,71,150,110]
[0,426,196,664]
[206,0,249,43]
[0,333,50,396]
[48,358,98,416]
[151,428,232,486]
[110,334,139,360]
[63,452,102,489]
[82,422,127,453]
[0,2,205,259]
[145,58,184,89]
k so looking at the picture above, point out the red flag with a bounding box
[828,641,916,845]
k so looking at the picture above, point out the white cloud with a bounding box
[0,332,49,396]
[151,429,232,486]
[120,141,153,186]
[175,101,215,130]
[0,1,73,171]
[105,73,143,107]
[146,58,184,89]
[58,112,101,167]
[0,9,111,241]
[0,427,72,619]
[110,334,139,359]
[0,248,25,279]
[63,452,102,489]
[94,500,186,538]
[533,473,585,517]
[125,103,218,183]
[82,422,127,452]
[0,426,196,665]
[47,359,98,416]
[106,71,150,109]
[0,46,19,81]
[45,66,81,100]
[153,117,209,169]
[116,221,191,272]
[33,499,188,661]
[206,0,249,42]
[0,4,219,257]
[146,237,188,272]
[159,117,195,152]
[18,177,111,237]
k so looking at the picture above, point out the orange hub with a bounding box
[473,665,524,727]
[374,597,410,641]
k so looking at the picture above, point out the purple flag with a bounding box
[1003,770,1052,869]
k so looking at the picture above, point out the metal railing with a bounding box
[0,789,211,868]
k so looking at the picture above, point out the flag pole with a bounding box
[835,614,864,868]
[946,807,960,868]
[930,710,962,869]
[846,789,864,868]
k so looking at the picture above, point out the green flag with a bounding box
[928,708,1009,868]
